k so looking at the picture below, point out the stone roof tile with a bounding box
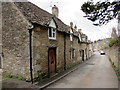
[14,2,69,32]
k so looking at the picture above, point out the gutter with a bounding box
[64,33,66,70]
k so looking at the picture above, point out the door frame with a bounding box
[48,47,57,77]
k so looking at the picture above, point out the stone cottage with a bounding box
[2,1,92,82]
[77,29,90,61]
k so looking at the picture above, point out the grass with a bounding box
[109,38,119,47]
[3,74,26,81]
[18,76,26,81]
[4,74,13,78]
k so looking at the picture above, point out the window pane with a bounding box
[72,50,74,58]
[53,33,55,38]
[49,28,52,37]
[70,51,72,60]
[52,29,56,38]
[53,29,55,32]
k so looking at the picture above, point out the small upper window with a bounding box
[48,28,56,40]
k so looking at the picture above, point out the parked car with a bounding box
[100,51,105,55]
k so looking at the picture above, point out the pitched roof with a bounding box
[14,2,69,32]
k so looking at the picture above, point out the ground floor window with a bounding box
[70,48,75,60]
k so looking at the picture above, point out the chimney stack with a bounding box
[52,5,59,18]
[70,22,73,29]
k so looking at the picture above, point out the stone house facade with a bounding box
[2,1,93,82]
[78,29,91,62]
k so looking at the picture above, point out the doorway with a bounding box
[82,50,84,61]
[48,48,56,75]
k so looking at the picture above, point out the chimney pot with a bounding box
[52,5,59,18]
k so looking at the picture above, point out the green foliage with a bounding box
[18,76,26,81]
[41,72,47,79]
[81,0,120,26]
[34,71,48,82]
[4,74,13,78]
[109,38,118,47]
[3,74,26,81]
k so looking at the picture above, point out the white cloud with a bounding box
[28,0,118,41]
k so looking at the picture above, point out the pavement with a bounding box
[2,52,119,89]
[46,51,118,88]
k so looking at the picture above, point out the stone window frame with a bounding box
[48,27,56,40]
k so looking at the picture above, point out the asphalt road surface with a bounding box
[47,51,118,88]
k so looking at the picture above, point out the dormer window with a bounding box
[48,18,57,40]
[48,27,56,40]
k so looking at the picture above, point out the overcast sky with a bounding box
[28,0,118,41]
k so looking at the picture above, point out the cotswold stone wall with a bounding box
[104,46,118,67]
[118,11,120,73]
[2,2,32,79]
[0,2,2,69]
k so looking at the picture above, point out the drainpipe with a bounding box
[64,33,66,70]
[29,29,33,84]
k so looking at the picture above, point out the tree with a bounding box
[81,0,120,26]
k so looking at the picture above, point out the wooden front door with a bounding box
[48,48,56,74]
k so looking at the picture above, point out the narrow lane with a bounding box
[47,52,118,88]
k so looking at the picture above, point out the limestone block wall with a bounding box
[118,11,120,72]
[73,37,79,64]
[104,46,118,67]
[0,2,2,70]
[65,34,71,68]
[2,2,32,79]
